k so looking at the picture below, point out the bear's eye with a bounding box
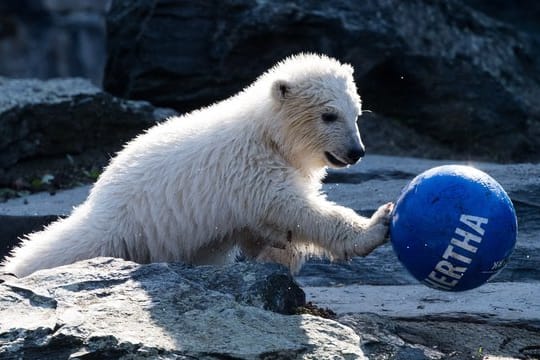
[321,113,338,123]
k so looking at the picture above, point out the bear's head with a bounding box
[268,54,365,174]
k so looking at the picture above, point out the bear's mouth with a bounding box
[324,152,348,167]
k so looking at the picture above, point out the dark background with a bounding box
[1,0,539,179]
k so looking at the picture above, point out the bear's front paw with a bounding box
[346,203,394,258]
[369,202,394,226]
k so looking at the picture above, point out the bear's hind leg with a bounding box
[256,245,305,274]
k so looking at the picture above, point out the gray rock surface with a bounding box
[0,258,366,359]
[468,0,540,35]
[0,77,176,171]
[305,282,540,320]
[0,185,91,218]
[103,0,540,162]
[340,312,540,360]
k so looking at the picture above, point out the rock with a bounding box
[0,1,109,85]
[166,262,306,315]
[0,185,90,218]
[303,276,540,359]
[103,0,540,162]
[360,112,453,162]
[359,55,534,162]
[467,0,540,35]
[0,258,365,359]
[0,77,176,172]
[304,282,540,321]
[340,312,540,360]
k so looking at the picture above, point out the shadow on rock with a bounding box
[0,257,364,359]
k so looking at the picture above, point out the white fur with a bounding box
[2,53,393,277]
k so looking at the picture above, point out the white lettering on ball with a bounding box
[422,214,489,289]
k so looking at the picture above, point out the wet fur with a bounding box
[2,54,392,277]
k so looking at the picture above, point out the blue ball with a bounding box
[390,165,518,291]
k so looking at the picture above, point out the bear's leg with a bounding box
[329,202,394,258]
[327,202,394,258]
[237,226,305,271]
[256,240,332,274]
[264,194,394,261]
[256,246,303,273]
[238,223,290,258]
[237,226,284,258]
[190,237,238,265]
[238,223,333,273]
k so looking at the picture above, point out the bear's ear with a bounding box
[271,79,292,102]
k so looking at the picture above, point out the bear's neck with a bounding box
[257,125,327,184]
[240,84,327,183]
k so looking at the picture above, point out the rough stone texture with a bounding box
[0,77,176,172]
[103,0,540,163]
[0,1,109,85]
[0,258,365,359]
[341,313,540,360]
[305,282,540,321]
[468,0,540,35]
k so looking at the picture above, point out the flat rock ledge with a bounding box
[306,284,540,360]
[0,258,363,360]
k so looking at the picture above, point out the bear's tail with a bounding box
[1,203,108,277]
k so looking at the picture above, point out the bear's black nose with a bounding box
[347,146,365,163]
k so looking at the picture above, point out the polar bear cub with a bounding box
[2,53,393,277]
